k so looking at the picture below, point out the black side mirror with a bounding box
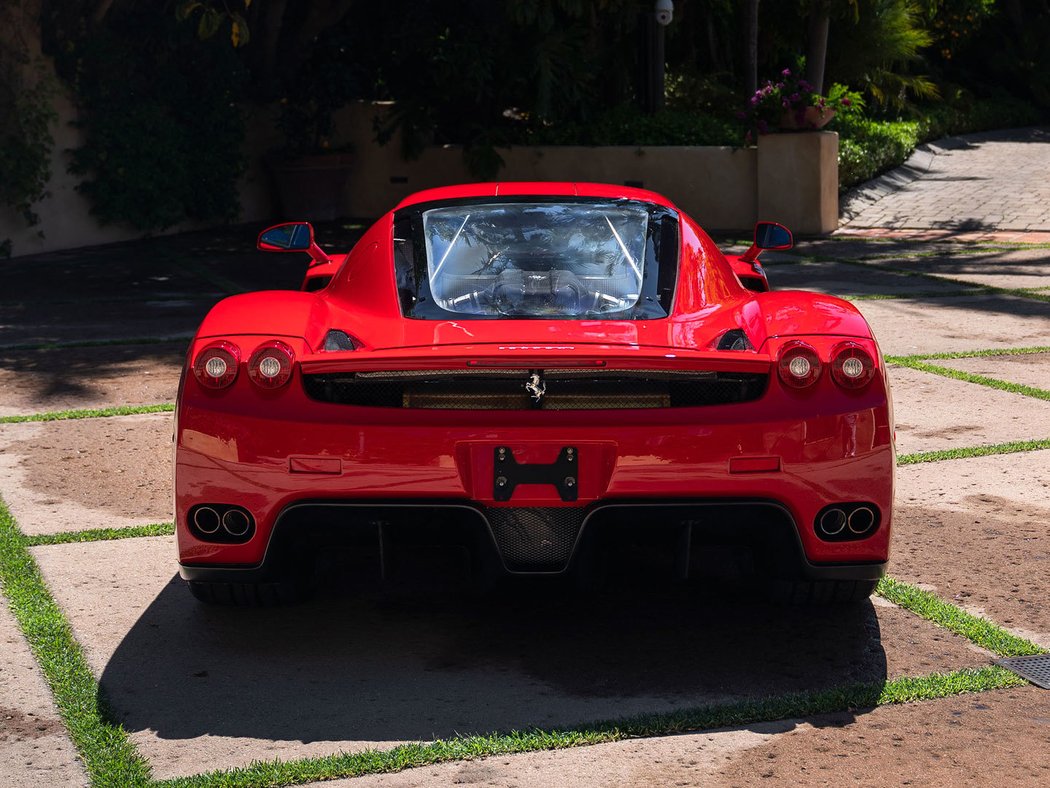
[754,221,793,250]
[257,222,314,252]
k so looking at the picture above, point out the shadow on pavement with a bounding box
[99,578,885,744]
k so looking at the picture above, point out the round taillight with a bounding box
[777,341,821,389]
[193,342,240,389]
[831,342,876,389]
[248,341,294,389]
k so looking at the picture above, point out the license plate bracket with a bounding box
[493,446,578,502]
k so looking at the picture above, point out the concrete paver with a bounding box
[0,414,172,536]
[0,343,183,417]
[893,451,1050,648]
[888,365,1050,456]
[837,246,1050,291]
[0,598,85,787]
[764,259,970,296]
[32,536,992,780]
[932,352,1050,392]
[851,294,1050,356]
[337,686,1050,788]
[0,297,215,347]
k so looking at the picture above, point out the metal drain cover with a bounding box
[997,654,1050,689]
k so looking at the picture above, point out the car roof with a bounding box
[393,182,676,211]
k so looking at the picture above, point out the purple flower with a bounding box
[776,82,785,90]
[841,97,852,106]
[799,80,813,92]
[762,85,773,96]
[790,92,800,102]
[781,68,791,77]
[782,99,790,108]
[750,95,760,106]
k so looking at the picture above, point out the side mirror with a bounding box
[740,221,793,264]
[256,222,332,267]
[754,221,793,251]
[257,222,314,252]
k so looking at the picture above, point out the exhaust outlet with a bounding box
[193,507,221,534]
[848,506,875,534]
[818,508,847,536]
[222,509,252,537]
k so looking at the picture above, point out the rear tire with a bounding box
[768,578,878,605]
[188,579,312,606]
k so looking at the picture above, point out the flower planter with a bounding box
[779,106,836,131]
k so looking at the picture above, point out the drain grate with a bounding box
[997,654,1050,689]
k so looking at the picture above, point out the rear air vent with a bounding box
[302,369,767,410]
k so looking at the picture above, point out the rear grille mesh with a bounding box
[486,507,584,571]
[302,369,767,409]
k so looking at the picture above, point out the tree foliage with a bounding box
[0,0,56,255]
[41,1,246,230]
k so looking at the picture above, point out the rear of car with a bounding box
[175,185,893,604]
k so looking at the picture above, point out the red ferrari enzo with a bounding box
[175,183,893,605]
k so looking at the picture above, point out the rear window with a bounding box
[394,199,678,320]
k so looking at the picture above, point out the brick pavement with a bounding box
[839,127,1050,237]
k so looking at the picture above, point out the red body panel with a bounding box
[177,183,894,578]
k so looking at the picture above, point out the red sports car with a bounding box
[175,183,893,605]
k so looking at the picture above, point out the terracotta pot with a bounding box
[268,153,354,221]
[779,106,836,131]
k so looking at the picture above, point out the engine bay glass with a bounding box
[421,202,649,316]
[395,199,678,320]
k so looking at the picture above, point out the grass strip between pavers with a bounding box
[25,523,176,547]
[877,577,1048,658]
[0,403,175,424]
[896,439,1050,465]
[889,345,1050,361]
[0,496,153,787]
[887,356,1050,402]
[153,666,1024,788]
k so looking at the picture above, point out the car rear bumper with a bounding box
[175,382,895,574]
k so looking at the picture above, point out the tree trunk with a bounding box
[744,0,759,96]
[805,9,830,93]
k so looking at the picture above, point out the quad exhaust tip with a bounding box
[192,506,221,534]
[222,509,252,537]
[818,508,846,536]
[815,503,879,541]
[848,506,875,535]
[190,505,255,542]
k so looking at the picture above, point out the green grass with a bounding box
[25,523,175,547]
[0,403,175,424]
[155,665,1023,788]
[0,496,153,787]
[887,357,1050,402]
[897,439,1050,465]
[892,346,1050,361]
[877,577,1047,658]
